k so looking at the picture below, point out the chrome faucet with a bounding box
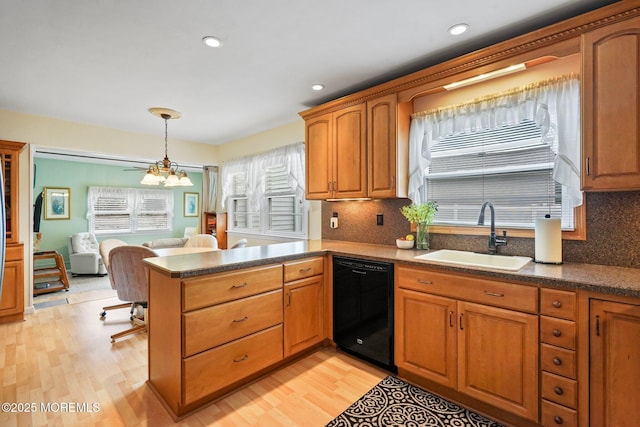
[477,202,507,255]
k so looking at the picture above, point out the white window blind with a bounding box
[136,190,172,231]
[87,187,174,234]
[426,120,574,229]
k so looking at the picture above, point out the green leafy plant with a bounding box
[400,201,438,225]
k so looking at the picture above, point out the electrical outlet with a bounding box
[330,212,339,229]
[376,213,383,226]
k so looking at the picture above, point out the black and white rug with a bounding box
[326,376,504,427]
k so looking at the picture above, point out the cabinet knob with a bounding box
[553,357,563,366]
[554,415,564,424]
[552,300,562,308]
[554,386,564,395]
[553,329,562,337]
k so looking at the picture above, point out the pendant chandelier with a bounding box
[141,107,194,187]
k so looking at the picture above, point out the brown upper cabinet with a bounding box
[582,15,640,191]
[303,95,409,200]
[367,94,410,199]
[305,103,367,199]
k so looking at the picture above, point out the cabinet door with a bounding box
[590,299,640,427]
[284,275,323,357]
[333,103,367,198]
[395,288,457,389]
[0,259,24,322]
[582,16,640,190]
[305,113,333,199]
[458,301,538,421]
[367,94,397,198]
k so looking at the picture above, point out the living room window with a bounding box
[222,143,307,239]
[87,186,174,234]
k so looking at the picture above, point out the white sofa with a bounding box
[142,237,189,250]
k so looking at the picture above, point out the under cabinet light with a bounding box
[443,63,527,90]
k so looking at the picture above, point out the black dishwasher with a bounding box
[333,256,395,372]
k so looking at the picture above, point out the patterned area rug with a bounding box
[326,376,505,427]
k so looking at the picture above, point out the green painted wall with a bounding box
[33,157,203,267]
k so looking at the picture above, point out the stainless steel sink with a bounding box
[414,249,532,271]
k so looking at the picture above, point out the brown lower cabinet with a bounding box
[148,257,325,420]
[590,299,640,427]
[395,265,539,423]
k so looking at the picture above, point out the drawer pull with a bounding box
[554,415,564,424]
[553,329,562,337]
[299,267,312,273]
[231,282,248,289]
[552,300,562,308]
[459,313,464,330]
[553,357,563,366]
[417,279,433,285]
[554,386,564,395]
[233,354,248,363]
[483,291,504,298]
[449,311,453,328]
[232,316,248,323]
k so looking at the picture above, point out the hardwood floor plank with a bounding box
[0,294,389,426]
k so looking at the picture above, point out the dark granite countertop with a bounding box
[143,239,640,298]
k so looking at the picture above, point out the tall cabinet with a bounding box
[0,140,26,324]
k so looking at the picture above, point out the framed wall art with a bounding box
[44,187,70,220]
[184,192,199,217]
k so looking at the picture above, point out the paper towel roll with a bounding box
[535,216,562,264]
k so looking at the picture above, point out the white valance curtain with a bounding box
[408,75,582,208]
[221,142,305,209]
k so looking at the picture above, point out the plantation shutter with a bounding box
[266,164,300,232]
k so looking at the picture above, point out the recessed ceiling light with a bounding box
[448,23,469,36]
[202,36,222,48]
[312,84,324,91]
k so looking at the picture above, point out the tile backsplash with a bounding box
[322,191,640,269]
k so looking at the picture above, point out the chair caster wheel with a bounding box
[100,311,106,319]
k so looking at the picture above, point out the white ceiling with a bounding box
[0,0,617,145]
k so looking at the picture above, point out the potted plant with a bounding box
[400,201,438,249]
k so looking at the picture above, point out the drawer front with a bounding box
[541,371,577,409]
[396,265,538,313]
[183,289,283,357]
[183,325,283,404]
[183,264,283,311]
[541,399,578,427]
[284,257,324,282]
[540,288,576,320]
[541,343,576,379]
[540,316,576,350]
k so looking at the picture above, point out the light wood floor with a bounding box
[0,296,387,426]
